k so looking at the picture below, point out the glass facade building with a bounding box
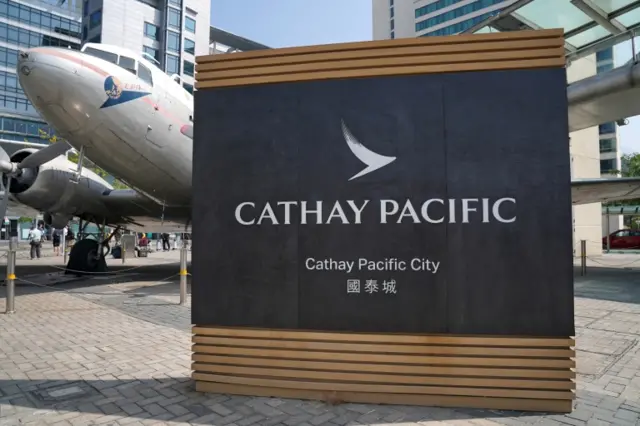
[0,0,81,159]
[380,0,513,40]
[82,0,210,95]
[596,47,619,175]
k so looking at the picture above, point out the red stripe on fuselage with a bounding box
[30,47,188,129]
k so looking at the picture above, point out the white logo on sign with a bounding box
[341,120,396,181]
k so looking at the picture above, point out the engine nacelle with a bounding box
[7,147,114,219]
[43,212,72,229]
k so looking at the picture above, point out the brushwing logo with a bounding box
[101,76,151,109]
[341,119,396,181]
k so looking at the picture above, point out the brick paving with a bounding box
[0,260,640,425]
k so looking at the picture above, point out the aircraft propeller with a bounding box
[0,141,70,222]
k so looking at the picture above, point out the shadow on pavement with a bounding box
[0,378,576,423]
[574,266,640,305]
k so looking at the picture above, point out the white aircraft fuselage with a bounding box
[17,43,193,208]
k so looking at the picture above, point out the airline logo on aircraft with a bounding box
[100,76,151,109]
[341,119,396,181]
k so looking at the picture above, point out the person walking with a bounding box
[52,228,62,255]
[28,224,43,259]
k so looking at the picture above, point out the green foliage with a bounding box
[33,131,129,190]
[607,152,640,207]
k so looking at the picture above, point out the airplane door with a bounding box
[145,91,169,148]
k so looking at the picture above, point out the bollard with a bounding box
[580,239,586,276]
[122,243,126,264]
[5,236,17,314]
[179,246,188,305]
[62,227,67,265]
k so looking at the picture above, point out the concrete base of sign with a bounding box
[191,326,575,413]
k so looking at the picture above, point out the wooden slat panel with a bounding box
[193,372,574,400]
[192,344,576,368]
[192,335,575,358]
[192,326,575,347]
[196,29,564,64]
[196,47,565,81]
[195,29,565,89]
[195,58,565,90]
[195,382,574,413]
[195,37,562,72]
[192,363,575,390]
[192,326,575,412]
[191,354,576,379]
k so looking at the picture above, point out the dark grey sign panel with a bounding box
[192,68,574,336]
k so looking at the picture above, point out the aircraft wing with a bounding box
[571,177,640,205]
[2,191,41,218]
[98,189,191,232]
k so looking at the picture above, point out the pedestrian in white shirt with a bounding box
[28,225,43,259]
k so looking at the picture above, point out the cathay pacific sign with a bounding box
[234,119,516,226]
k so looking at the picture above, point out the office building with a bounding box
[0,0,81,235]
[209,26,270,55]
[0,0,81,158]
[82,0,211,94]
[373,0,517,40]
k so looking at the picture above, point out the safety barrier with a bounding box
[2,240,190,313]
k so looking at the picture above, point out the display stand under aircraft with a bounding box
[4,40,640,274]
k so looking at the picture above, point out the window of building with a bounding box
[89,9,101,29]
[138,63,153,86]
[185,16,196,33]
[184,38,195,55]
[83,0,89,16]
[166,54,179,75]
[118,55,136,74]
[82,25,87,40]
[83,46,117,64]
[390,7,394,18]
[183,60,194,76]
[600,158,617,173]
[169,0,181,5]
[599,122,616,135]
[596,48,613,62]
[167,31,180,52]
[168,8,181,29]
[599,138,616,153]
[390,19,394,31]
[0,1,81,36]
[144,22,159,40]
[390,31,395,39]
[143,45,159,61]
[183,82,193,93]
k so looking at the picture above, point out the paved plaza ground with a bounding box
[0,252,639,425]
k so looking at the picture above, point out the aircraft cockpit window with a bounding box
[118,56,136,75]
[83,47,117,64]
[138,63,153,87]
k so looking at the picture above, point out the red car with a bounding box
[602,229,640,249]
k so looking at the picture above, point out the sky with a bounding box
[210,0,372,49]
[210,1,640,155]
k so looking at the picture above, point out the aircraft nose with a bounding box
[17,47,82,105]
[17,47,90,135]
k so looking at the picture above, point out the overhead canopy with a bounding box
[465,0,640,62]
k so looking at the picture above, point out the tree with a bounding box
[605,152,640,209]
[32,131,129,190]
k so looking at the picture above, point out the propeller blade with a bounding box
[18,141,70,169]
[0,177,12,223]
[0,145,13,174]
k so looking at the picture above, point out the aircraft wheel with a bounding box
[65,238,108,276]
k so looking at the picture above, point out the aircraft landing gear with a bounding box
[64,220,118,276]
